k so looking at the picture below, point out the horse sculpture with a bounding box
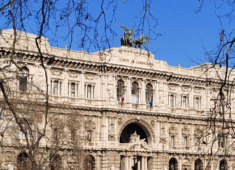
[133,34,150,48]
[120,25,135,47]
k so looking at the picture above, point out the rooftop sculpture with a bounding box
[121,25,150,48]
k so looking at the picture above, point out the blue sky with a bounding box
[0,0,224,68]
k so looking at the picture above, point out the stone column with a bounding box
[58,81,61,96]
[138,88,141,104]
[127,77,131,104]
[85,84,87,98]
[142,79,146,104]
[68,82,70,97]
[141,157,144,170]
[81,72,85,98]
[138,158,141,170]
[91,85,94,99]
[125,156,128,170]
[156,81,159,105]
[152,90,155,106]
[76,83,78,97]
[51,80,53,95]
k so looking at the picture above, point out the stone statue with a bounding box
[121,25,135,47]
[128,131,149,150]
[133,34,150,48]
[110,165,115,170]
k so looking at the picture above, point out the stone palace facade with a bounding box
[0,29,235,170]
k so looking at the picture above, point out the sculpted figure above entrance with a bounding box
[128,131,149,150]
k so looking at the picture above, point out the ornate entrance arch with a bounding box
[118,119,155,145]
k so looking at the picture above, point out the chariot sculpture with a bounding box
[120,25,150,48]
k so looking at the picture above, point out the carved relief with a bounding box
[181,86,190,93]
[182,159,191,170]
[182,125,190,136]
[169,124,178,135]
[51,69,63,76]
[108,75,113,83]
[127,131,149,150]
[107,88,114,99]
[68,71,79,78]
[194,87,202,94]
[169,84,177,91]
[161,123,166,137]
[85,74,95,80]
[118,118,123,125]
[151,120,155,127]
[194,127,203,138]
[106,88,118,106]
[159,91,164,104]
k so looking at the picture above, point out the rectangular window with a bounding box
[184,137,187,147]
[194,97,200,110]
[71,83,75,97]
[71,129,76,141]
[19,77,27,91]
[182,96,189,109]
[87,85,91,99]
[169,94,174,107]
[53,81,58,95]
[87,131,91,142]
[171,136,175,147]
[219,134,226,148]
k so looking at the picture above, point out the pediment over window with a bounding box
[194,127,203,137]
[182,125,190,136]
[169,124,178,135]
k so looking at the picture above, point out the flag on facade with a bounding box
[122,97,124,103]
[149,98,153,107]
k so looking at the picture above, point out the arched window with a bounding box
[84,155,95,170]
[19,67,29,91]
[17,152,29,169]
[220,160,227,170]
[218,133,226,148]
[51,154,62,170]
[195,159,203,170]
[131,82,139,104]
[169,158,178,170]
[146,83,153,104]
[117,80,124,102]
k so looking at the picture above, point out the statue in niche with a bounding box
[108,122,115,141]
